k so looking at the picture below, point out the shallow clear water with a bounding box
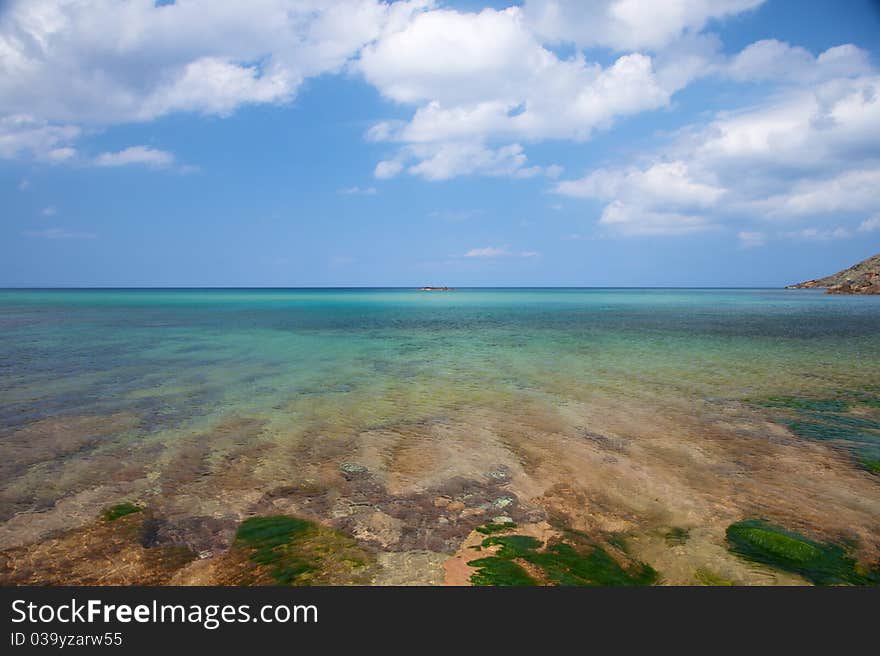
[2,288,878,429]
[1,288,879,528]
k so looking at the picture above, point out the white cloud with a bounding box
[2,0,875,223]
[680,73,880,181]
[522,0,764,52]
[22,227,96,239]
[94,146,174,168]
[756,168,880,218]
[858,215,880,233]
[359,8,539,106]
[782,227,852,241]
[47,147,76,161]
[0,0,429,160]
[738,230,765,248]
[359,7,876,184]
[405,142,542,181]
[375,141,548,181]
[17,178,30,190]
[462,245,539,258]
[598,201,712,236]
[555,59,880,236]
[0,114,79,160]
[555,161,724,235]
[41,205,57,216]
[374,159,404,179]
[727,40,871,83]
[556,161,724,207]
[0,0,421,124]
[377,46,670,142]
[464,245,510,258]
[338,186,378,195]
[360,6,672,179]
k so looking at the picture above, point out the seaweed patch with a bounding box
[726,519,879,586]
[467,530,658,586]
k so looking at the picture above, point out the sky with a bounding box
[2,0,880,287]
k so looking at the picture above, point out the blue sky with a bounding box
[2,0,880,287]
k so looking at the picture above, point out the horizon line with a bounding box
[0,285,804,290]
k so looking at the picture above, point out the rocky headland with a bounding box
[787,253,880,294]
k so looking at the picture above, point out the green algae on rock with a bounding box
[784,419,880,476]
[726,520,879,586]
[749,391,880,476]
[480,534,543,558]
[694,568,734,586]
[231,515,375,585]
[467,557,538,586]
[475,521,518,535]
[101,502,143,522]
[467,530,658,587]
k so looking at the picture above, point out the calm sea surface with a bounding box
[2,288,878,430]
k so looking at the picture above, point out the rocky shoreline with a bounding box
[3,387,880,586]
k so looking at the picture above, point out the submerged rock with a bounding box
[0,506,196,585]
[339,462,369,480]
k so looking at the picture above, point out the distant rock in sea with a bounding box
[786,253,880,295]
[419,286,455,291]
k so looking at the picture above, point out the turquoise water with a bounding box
[2,287,879,422]
[1,288,879,524]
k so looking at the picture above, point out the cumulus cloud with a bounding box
[598,202,713,236]
[754,168,880,218]
[555,161,724,207]
[403,142,542,181]
[727,40,871,83]
[555,161,724,235]
[94,146,174,168]
[2,0,875,234]
[355,1,781,181]
[358,3,877,188]
[0,0,429,160]
[373,141,546,181]
[0,0,424,124]
[522,0,764,52]
[40,205,57,216]
[555,46,880,236]
[359,6,680,179]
